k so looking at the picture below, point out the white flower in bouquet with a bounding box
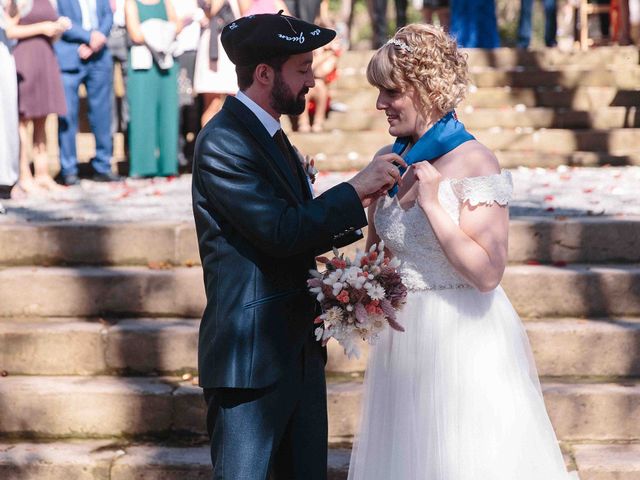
[365,283,386,301]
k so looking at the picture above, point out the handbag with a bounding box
[209,1,235,61]
[130,45,152,70]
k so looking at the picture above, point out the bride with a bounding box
[347,24,578,479]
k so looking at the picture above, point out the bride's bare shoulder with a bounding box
[450,141,500,179]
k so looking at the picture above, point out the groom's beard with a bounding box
[270,72,308,115]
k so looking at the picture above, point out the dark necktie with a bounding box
[273,129,307,196]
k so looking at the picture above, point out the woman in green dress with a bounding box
[125,0,180,177]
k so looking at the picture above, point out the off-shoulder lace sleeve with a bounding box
[450,170,513,207]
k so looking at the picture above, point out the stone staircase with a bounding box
[6,46,640,478]
[1,215,640,478]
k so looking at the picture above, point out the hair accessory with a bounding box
[387,38,413,53]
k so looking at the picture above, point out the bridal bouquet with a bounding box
[308,241,408,358]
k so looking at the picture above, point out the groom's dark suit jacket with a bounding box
[192,96,367,389]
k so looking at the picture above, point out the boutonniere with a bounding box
[302,155,318,184]
[293,147,318,184]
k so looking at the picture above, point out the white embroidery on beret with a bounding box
[278,32,305,44]
[310,29,320,36]
[229,22,238,30]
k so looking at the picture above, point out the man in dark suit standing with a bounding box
[192,12,405,480]
[55,0,121,185]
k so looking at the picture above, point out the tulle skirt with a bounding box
[348,287,578,480]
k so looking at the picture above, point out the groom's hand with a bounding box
[348,153,406,207]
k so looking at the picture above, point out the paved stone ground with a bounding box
[0,166,639,223]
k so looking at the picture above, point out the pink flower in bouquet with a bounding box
[331,258,347,269]
[336,290,350,304]
[365,300,383,316]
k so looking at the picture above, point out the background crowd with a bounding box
[0,0,638,202]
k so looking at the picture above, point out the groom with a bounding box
[192,12,404,480]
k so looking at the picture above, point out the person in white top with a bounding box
[0,1,20,199]
[192,0,241,127]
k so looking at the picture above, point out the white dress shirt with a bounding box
[236,90,281,137]
[113,0,126,27]
[78,0,98,30]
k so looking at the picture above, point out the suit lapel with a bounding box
[224,97,304,201]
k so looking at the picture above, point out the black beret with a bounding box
[221,11,336,67]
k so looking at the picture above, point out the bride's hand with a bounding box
[414,161,442,211]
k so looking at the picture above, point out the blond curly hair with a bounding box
[366,24,469,115]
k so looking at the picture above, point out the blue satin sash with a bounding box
[388,111,475,197]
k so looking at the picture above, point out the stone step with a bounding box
[316,106,640,131]
[335,65,640,90]
[326,317,640,377]
[11,441,638,479]
[1,317,639,378]
[474,67,640,90]
[0,376,638,442]
[501,264,640,318]
[1,216,639,267]
[1,264,639,318]
[0,222,199,267]
[102,147,640,172]
[337,46,640,70]
[0,442,350,479]
[315,150,640,170]
[494,150,640,168]
[0,318,198,376]
[326,380,640,444]
[72,129,640,167]
[0,266,205,318]
[288,128,640,158]
[331,86,640,111]
[15,441,637,479]
[573,444,640,480]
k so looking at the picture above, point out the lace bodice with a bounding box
[375,170,513,291]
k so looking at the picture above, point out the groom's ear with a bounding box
[254,64,276,89]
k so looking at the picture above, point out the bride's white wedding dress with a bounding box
[348,171,578,480]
